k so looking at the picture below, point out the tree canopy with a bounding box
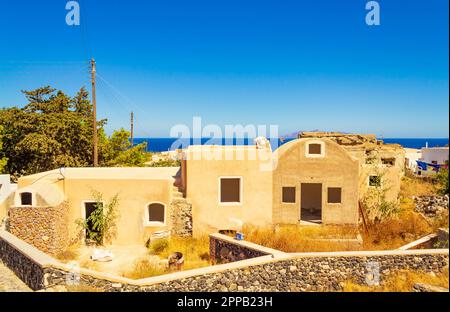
[0,86,147,179]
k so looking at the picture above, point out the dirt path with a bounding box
[0,260,31,292]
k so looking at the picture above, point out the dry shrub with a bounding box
[242,224,360,252]
[400,176,437,199]
[343,268,449,292]
[363,211,431,250]
[121,259,167,279]
[149,238,169,254]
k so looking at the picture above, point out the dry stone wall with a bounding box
[8,202,69,256]
[415,195,449,218]
[0,230,448,292]
[170,198,192,236]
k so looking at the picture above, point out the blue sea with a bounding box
[133,137,449,152]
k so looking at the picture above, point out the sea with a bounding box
[133,137,449,153]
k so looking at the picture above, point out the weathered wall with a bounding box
[0,230,448,292]
[8,202,69,255]
[273,139,360,225]
[185,146,274,236]
[170,197,193,237]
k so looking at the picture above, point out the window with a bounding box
[305,141,325,158]
[369,175,381,187]
[147,203,165,224]
[20,192,32,205]
[282,187,296,203]
[381,158,395,166]
[220,177,241,203]
[308,144,321,155]
[327,187,342,203]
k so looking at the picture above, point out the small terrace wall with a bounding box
[1,230,448,292]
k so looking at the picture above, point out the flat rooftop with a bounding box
[20,167,180,181]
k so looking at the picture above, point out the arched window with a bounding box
[147,203,165,225]
[20,192,33,206]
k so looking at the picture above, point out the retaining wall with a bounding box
[1,230,448,292]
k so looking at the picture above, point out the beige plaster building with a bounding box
[0,132,405,251]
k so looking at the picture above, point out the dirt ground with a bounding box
[72,244,154,276]
[0,260,31,292]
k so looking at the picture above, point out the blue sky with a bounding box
[0,0,448,137]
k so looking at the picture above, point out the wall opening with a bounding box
[219,177,241,204]
[381,158,395,166]
[20,192,32,206]
[84,202,103,243]
[300,183,322,223]
[308,144,321,155]
[369,175,381,187]
[282,187,296,203]
[148,203,165,224]
[327,187,342,203]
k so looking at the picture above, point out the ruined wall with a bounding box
[170,197,193,237]
[8,202,69,256]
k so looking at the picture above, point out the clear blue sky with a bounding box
[0,0,448,137]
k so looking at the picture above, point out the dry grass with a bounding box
[400,176,437,199]
[155,236,211,271]
[121,259,168,279]
[399,177,437,213]
[242,224,360,252]
[362,210,432,250]
[343,268,449,292]
[55,245,80,263]
[122,236,211,279]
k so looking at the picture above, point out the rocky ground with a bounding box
[414,195,449,218]
[0,260,31,292]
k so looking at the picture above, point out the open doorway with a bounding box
[300,183,322,223]
[84,201,103,244]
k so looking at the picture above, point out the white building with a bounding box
[404,148,422,172]
[421,147,449,165]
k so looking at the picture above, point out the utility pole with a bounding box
[91,58,98,167]
[130,111,134,146]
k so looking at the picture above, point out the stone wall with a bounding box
[415,195,449,218]
[44,250,449,292]
[0,230,48,290]
[170,198,192,237]
[8,202,69,256]
[1,230,448,292]
[209,234,276,263]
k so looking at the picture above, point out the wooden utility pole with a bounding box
[91,58,98,167]
[130,111,134,146]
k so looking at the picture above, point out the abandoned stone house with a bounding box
[0,132,405,254]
